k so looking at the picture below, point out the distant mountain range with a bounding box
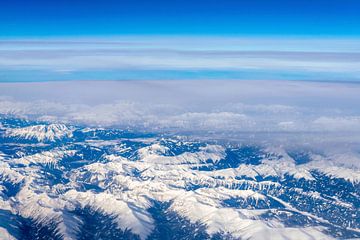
[0,117,359,240]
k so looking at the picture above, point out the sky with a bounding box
[0,37,359,82]
[0,1,359,136]
[1,0,360,37]
[0,0,359,83]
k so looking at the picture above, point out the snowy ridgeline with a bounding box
[0,117,360,240]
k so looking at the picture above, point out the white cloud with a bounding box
[0,80,360,136]
[313,116,360,131]
[0,37,359,79]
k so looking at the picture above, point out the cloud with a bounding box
[0,37,359,81]
[1,53,359,73]
[313,116,360,131]
[0,80,360,136]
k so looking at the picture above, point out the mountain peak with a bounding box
[5,123,73,142]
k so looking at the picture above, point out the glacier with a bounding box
[0,117,359,240]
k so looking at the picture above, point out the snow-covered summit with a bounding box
[5,123,74,142]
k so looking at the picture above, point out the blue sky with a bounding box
[0,1,359,83]
[1,0,360,37]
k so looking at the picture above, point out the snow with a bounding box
[13,149,76,166]
[138,143,225,166]
[64,190,154,240]
[0,162,24,184]
[0,120,359,239]
[0,228,16,240]
[169,188,332,240]
[5,123,74,142]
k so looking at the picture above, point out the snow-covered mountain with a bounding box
[5,123,74,142]
[0,117,359,240]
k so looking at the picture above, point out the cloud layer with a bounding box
[1,80,360,141]
[0,37,359,82]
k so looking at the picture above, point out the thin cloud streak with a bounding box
[0,37,359,81]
